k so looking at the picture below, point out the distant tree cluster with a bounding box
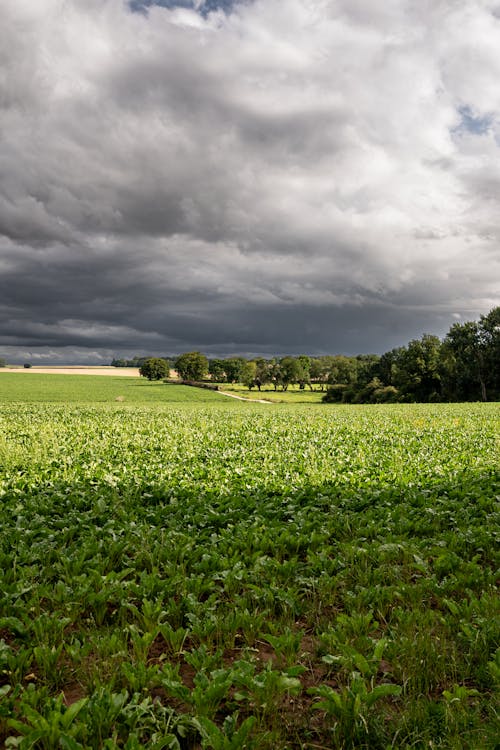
[323,306,499,403]
[111,356,157,368]
[126,306,500,402]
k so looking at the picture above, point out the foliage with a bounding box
[174,352,209,381]
[0,383,498,748]
[139,358,170,381]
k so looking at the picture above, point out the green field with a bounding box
[0,375,499,748]
[0,374,225,405]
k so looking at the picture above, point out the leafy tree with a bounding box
[296,355,312,389]
[309,356,334,390]
[0,357,6,368]
[267,359,282,391]
[139,358,170,381]
[208,359,226,382]
[309,358,326,390]
[175,352,208,381]
[377,347,404,386]
[254,358,271,391]
[279,357,303,391]
[394,335,442,401]
[355,354,380,386]
[327,355,358,386]
[441,308,500,401]
[479,306,500,399]
[222,357,246,383]
[240,360,257,388]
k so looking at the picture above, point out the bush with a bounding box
[372,386,399,403]
[139,358,170,381]
[322,385,348,403]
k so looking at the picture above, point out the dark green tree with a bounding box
[253,358,270,391]
[279,357,303,391]
[355,354,380,386]
[377,347,404,386]
[240,360,257,388]
[441,307,500,401]
[394,335,442,401]
[175,352,208,381]
[327,355,358,386]
[222,357,246,383]
[208,359,226,382]
[139,358,170,381]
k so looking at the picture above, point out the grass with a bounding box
[0,373,225,404]
[0,375,498,748]
[218,382,325,403]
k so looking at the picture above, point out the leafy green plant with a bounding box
[260,626,303,667]
[194,713,257,750]
[309,676,401,748]
[6,694,88,749]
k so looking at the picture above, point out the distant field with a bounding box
[2,366,140,376]
[0,377,498,748]
[0,373,224,404]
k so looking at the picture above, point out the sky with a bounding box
[1,0,499,364]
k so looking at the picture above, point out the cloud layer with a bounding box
[1,0,499,362]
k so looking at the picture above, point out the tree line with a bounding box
[123,306,500,402]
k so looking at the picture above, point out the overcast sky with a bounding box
[1,0,499,363]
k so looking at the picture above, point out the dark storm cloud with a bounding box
[0,0,499,363]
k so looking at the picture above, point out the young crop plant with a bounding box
[0,391,498,748]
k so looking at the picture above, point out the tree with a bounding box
[268,359,283,391]
[327,355,358,386]
[139,358,170,381]
[253,358,270,391]
[222,357,246,383]
[296,355,312,389]
[376,347,404,386]
[175,352,208,381]
[239,360,257,388]
[393,335,442,401]
[279,357,303,391]
[0,357,6,368]
[354,354,380,386]
[442,308,500,401]
[481,307,500,397]
[309,358,326,390]
[208,359,226,382]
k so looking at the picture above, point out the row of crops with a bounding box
[0,391,499,748]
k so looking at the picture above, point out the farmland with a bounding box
[0,375,499,748]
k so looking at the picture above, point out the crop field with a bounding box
[0,377,499,748]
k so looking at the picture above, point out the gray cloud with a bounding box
[0,0,499,363]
